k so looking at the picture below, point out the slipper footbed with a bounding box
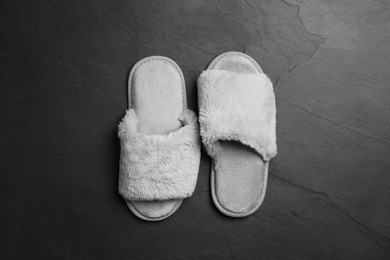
[126,56,185,221]
[209,52,268,217]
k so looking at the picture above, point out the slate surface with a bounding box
[1,0,390,259]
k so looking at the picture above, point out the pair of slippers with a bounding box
[118,52,277,221]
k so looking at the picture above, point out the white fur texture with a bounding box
[197,69,277,161]
[118,109,200,201]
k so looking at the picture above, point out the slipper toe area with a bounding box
[210,52,261,73]
[127,199,183,221]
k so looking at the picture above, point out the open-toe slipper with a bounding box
[197,52,277,217]
[118,56,201,221]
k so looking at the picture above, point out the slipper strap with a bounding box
[197,69,277,161]
[118,109,200,201]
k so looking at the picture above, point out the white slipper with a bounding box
[197,52,277,217]
[118,56,201,221]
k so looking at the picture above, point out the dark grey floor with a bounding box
[1,0,390,259]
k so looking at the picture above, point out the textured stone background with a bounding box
[1,0,390,259]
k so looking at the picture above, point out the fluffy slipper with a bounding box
[197,52,277,217]
[118,56,201,221]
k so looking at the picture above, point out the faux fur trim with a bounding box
[118,109,201,201]
[197,69,277,161]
